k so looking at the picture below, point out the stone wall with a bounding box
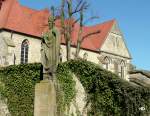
[0,30,100,65]
[0,97,11,116]
[0,31,41,65]
[101,32,131,58]
[60,45,100,64]
[99,52,130,80]
[0,33,8,66]
[0,81,11,116]
[100,22,131,80]
[0,30,131,80]
[68,74,87,116]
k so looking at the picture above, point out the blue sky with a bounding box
[19,0,150,70]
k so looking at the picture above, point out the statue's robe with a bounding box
[41,27,60,76]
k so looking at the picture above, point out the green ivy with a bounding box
[0,60,149,116]
[0,63,76,116]
[65,60,150,116]
[56,63,76,115]
[0,63,41,116]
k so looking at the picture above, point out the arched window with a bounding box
[103,56,110,70]
[120,60,125,78]
[20,40,29,64]
[114,61,119,74]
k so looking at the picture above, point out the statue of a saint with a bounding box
[41,16,60,80]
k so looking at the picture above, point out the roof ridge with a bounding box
[84,19,116,28]
[100,19,116,24]
[19,2,50,13]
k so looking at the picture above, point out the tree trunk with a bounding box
[66,40,71,60]
[75,9,83,58]
[66,0,72,60]
[75,34,82,58]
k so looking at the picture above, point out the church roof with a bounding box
[0,0,115,52]
[0,0,50,37]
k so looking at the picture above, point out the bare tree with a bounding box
[59,0,100,60]
[75,8,100,58]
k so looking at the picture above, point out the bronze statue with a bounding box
[41,16,60,80]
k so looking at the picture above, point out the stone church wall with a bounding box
[99,52,130,80]
[0,30,130,80]
[101,32,131,58]
[0,33,9,66]
[60,45,100,64]
[0,31,41,65]
[100,31,131,80]
[1,31,100,65]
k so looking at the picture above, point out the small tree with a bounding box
[59,0,100,60]
[75,9,100,58]
[48,0,100,60]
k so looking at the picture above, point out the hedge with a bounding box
[0,63,41,116]
[0,60,150,116]
[0,63,75,116]
[65,60,150,116]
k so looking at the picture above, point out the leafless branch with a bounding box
[74,0,83,12]
[72,1,89,15]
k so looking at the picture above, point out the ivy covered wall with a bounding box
[65,60,150,116]
[0,60,150,116]
[0,63,41,116]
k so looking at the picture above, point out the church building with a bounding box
[0,0,132,80]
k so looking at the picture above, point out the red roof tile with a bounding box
[71,20,115,51]
[0,0,50,36]
[0,0,115,52]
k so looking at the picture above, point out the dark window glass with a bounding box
[120,61,125,78]
[20,40,29,64]
[121,66,124,78]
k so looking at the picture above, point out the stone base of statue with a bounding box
[34,79,56,116]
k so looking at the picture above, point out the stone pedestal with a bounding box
[34,80,56,116]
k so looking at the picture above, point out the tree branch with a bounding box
[72,1,89,15]
[74,0,83,13]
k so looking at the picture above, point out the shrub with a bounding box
[0,60,149,116]
[0,63,41,116]
[65,60,150,116]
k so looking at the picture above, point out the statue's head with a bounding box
[48,16,55,30]
[48,6,56,30]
